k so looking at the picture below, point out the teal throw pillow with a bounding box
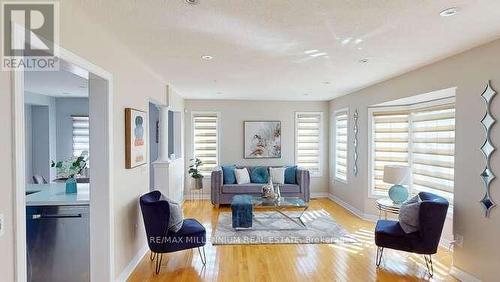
[222,165,236,184]
[284,166,297,184]
[250,166,269,183]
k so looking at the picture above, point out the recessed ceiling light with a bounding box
[185,0,199,5]
[201,55,213,60]
[440,7,459,17]
[304,49,318,54]
[323,81,331,85]
[359,58,368,63]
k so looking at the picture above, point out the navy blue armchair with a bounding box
[374,192,449,277]
[140,191,206,274]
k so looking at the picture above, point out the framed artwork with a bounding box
[244,121,281,159]
[125,108,147,168]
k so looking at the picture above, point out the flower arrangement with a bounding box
[51,151,88,179]
[188,158,203,179]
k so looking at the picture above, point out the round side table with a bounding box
[376,198,402,219]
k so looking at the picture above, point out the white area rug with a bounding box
[212,209,358,245]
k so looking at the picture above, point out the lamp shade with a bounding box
[383,165,411,185]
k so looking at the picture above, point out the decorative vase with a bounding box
[65,177,77,194]
[388,184,409,204]
[193,176,203,190]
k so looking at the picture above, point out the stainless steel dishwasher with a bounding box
[26,205,90,282]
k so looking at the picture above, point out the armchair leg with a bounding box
[150,252,156,261]
[424,255,434,277]
[155,253,163,274]
[375,247,384,267]
[198,246,207,265]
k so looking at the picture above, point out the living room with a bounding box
[1,1,499,282]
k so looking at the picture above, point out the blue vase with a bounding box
[388,184,408,204]
[66,177,77,194]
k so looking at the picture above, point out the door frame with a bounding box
[12,47,115,281]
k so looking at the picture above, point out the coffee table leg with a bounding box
[275,207,307,229]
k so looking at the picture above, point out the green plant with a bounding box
[51,151,88,178]
[188,158,203,179]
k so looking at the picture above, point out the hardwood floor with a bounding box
[128,198,456,282]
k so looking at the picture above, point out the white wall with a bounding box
[329,38,500,281]
[55,97,89,160]
[184,100,330,196]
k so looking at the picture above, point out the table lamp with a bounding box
[383,165,411,204]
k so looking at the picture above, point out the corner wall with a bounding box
[184,99,330,197]
[329,38,500,281]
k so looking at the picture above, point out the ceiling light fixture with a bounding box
[440,7,459,17]
[304,49,319,54]
[185,0,199,5]
[201,55,213,60]
[359,58,368,63]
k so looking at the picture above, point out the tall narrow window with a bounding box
[369,103,455,202]
[295,112,323,176]
[72,115,89,157]
[192,112,219,176]
[334,110,348,182]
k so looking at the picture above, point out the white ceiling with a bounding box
[79,0,500,100]
[25,70,88,98]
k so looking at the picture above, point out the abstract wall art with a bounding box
[244,121,281,159]
[125,108,148,168]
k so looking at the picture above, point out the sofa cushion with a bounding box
[235,168,251,184]
[250,166,269,183]
[222,165,236,184]
[375,220,420,252]
[399,195,421,233]
[284,166,297,184]
[270,167,286,184]
[222,184,300,194]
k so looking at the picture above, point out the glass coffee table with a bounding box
[247,196,309,230]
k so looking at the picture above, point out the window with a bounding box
[192,112,219,176]
[334,109,348,182]
[369,103,455,202]
[72,115,89,157]
[295,112,323,176]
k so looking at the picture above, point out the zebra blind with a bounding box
[72,116,90,157]
[296,112,322,176]
[192,113,219,176]
[370,104,455,202]
[334,110,348,182]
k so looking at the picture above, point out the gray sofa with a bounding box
[211,166,310,205]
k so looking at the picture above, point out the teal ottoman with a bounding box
[231,195,253,229]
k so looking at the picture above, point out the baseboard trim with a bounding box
[311,192,329,198]
[450,265,481,282]
[115,244,149,282]
[183,192,329,201]
[327,193,378,222]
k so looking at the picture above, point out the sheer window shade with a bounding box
[72,116,89,157]
[193,113,219,176]
[370,104,455,202]
[334,111,348,181]
[296,112,322,176]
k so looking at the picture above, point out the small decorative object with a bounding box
[262,177,276,199]
[353,109,359,176]
[51,151,88,194]
[480,81,497,217]
[125,108,147,169]
[244,121,281,159]
[383,165,411,204]
[189,158,204,190]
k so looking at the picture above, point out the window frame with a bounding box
[368,97,456,199]
[294,111,324,177]
[333,108,349,184]
[71,115,90,157]
[191,111,221,178]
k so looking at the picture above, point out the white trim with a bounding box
[333,108,349,183]
[450,266,482,282]
[311,192,329,198]
[13,44,114,281]
[190,111,221,177]
[115,244,149,282]
[328,193,378,222]
[294,111,324,177]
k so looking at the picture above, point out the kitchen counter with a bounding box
[26,183,90,206]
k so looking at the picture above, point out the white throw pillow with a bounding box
[269,167,286,184]
[234,168,251,184]
[398,195,421,233]
[160,195,184,233]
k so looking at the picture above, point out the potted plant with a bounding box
[51,151,88,194]
[188,158,204,190]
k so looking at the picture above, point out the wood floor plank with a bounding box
[128,198,456,282]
